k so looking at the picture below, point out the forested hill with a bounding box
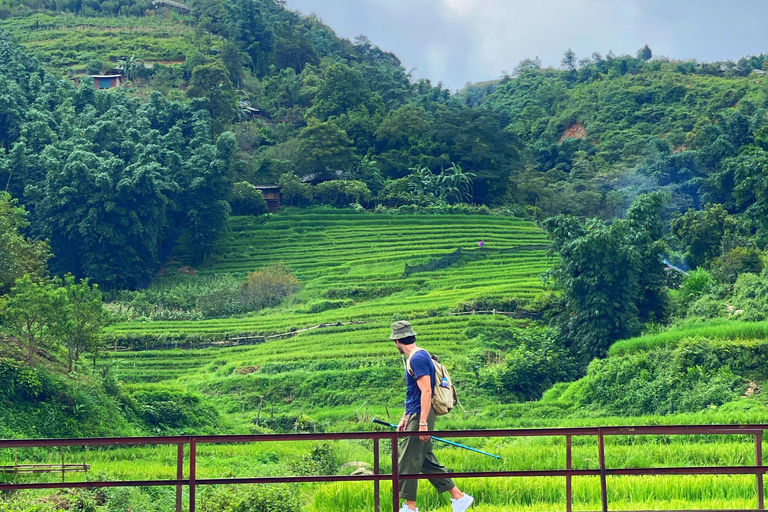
[2,0,768,291]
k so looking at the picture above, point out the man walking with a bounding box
[390,320,474,512]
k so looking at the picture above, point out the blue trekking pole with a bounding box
[372,418,502,460]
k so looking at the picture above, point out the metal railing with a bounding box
[2,425,768,512]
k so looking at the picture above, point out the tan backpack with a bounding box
[406,348,458,415]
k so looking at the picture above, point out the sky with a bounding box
[283,0,768,90]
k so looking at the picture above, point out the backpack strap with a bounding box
[405,348,426,377]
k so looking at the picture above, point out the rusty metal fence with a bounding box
[1,425,768,512]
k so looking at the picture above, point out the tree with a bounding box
[561,49,577,72]
[314,180,372,207]
[671,204,737,269]
[544,193,668,363]
[0,275,66,364]
[229,182,268,216]
[187,63,237,136]
[278,172,313,206]
[0,192,50,296]
[637,45,653,61]
[57,274,108,372]
[297,119,357,181]
[307,63,377,120]
[437,163,475,203]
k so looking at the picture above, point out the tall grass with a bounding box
[609,319,768,356]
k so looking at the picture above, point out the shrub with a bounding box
[303,299,352,313]
[731,272,768,320]
[479,342,578,402]
[0,358,43,401]
[314,180,372,208]
[197,288,248,318]
[570,338,747,415]
[240,264,300,311]
[289,443,339,476]
[229,182,269,216]
[131,390,220,432]
[199,484,300,512]
[711,247,764,284]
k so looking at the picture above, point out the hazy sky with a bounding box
[283,0,768,90]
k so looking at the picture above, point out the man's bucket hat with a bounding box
[390,320,417,340]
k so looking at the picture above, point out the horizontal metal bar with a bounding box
[5,425,768,449]
[0,436,191,448]
[0,479,188,491]
[198,475,392,485]
[607,466,768,476]
[399,469,602,479]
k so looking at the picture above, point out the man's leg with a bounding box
[421,409,457,495]
[398,414,427,509]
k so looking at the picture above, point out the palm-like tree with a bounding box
[118,55,145,81]
[437,163,475,203]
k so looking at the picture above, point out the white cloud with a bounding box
[284,0,768,88]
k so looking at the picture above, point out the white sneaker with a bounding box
[399,503,418,512]
[451,493,474,512]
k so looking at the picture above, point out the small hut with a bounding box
[254,185,281,212]
[92,75,122,90]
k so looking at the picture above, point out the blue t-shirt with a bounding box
[404,350,436,415]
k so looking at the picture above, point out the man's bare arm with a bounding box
[416,375,432,441]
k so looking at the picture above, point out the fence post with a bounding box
[598,428,608,512]
[566,435,572,512]
[391,435,399,512]
[757,432,764,510]
[176,443,184,512]
[374,438,380,512]
[189,439,197,512]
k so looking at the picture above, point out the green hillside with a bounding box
[106,210,549,344]
[0,13,201,75]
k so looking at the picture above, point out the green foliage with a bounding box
[0,192,50,296]
[297,119,357,181]
[240,263,300,311]
[199,484,300,512]
[0,358,43,400]
[731,271,768,321]
[480,339,577,402]
[278,173,313,206]
[0,274,67,364]
[229,182,268,216]
[671,205,736,269]
[132,389,220,432]
[567,338,755,415]
[545,192,668,362]
[710,246,764,284]
[313,180,372,207]
[56,274,109,372]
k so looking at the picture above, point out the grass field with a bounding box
[0,13,207,75]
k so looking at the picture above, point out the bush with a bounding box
[731,272,768,320]
[479,342,578,402]
[240,264,300,311]
[0,358,43,401]
[568,337,748,415]
[200,484,300,512]
[289,443,339,476]
[314,180,372,207]
[303,299,352,313]
[132,390,220,432]
[711,247,764,284]
[229,182,269,216]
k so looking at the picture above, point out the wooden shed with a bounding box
[254,185,281,212]
[92,75,122,90]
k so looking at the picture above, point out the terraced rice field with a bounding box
[107,211,550,343]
